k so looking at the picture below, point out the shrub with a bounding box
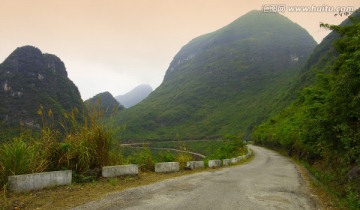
[176,153,193,169]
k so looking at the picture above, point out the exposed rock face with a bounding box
[0,46,83,131]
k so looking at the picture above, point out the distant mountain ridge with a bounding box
[85,91,123,117]
[115,84,152,108]
[113,11,317,140]
[0,46,83,134]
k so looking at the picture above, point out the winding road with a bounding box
[74,145,317,210]
[125,146,206,159]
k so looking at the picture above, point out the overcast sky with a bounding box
[0,0,359,100]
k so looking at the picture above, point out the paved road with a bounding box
[74,145,316,210]
[126,146,206,159]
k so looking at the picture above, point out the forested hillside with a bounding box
[0,46,84,139]
[113,11,316,140]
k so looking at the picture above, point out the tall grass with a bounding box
[0,137,48,186]
[0,107,58,186]
[0,100,124,187]
[57,124,118,173]
[56,101,123,174]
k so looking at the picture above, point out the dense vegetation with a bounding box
[113,11,316,141]
[253,13,360,209]
[0,46,84,140]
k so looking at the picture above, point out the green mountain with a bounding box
[85,91,124,117]
[0,46,83,136]
[114,11,317,140]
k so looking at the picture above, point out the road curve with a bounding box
[73,145,316,210]
[125,146,206,159]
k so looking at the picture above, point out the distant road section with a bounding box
[125,146,206,159]
[74,145,317,210]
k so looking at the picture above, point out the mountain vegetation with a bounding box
[0,46,84,139]
[252,12,360,209]
[115,84,153,108]
[85,91,124,117]
[113,11,316,140]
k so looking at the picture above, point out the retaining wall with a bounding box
[155,162,179,173]
[102,164,138,177]
[8,170,72,193]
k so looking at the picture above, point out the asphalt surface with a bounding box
[73,145,316,210]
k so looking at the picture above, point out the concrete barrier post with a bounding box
[102,164,138,178]
[8,170,72,193]
[222,159,231,166]
[236,156,243,162]
[186,161,205,170]
[208,160,222,168]
[247,148,252,156]
[155,162,180,173]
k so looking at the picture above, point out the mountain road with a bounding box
[74,145,317,210]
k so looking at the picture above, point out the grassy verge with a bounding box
[265,146,346,210]
[260,143,358,210]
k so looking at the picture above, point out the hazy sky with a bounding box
[0,0,359,100]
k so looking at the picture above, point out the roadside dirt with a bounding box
[1,170,209,209]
